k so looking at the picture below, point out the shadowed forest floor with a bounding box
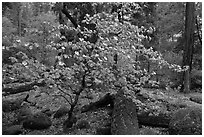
[2,87,202,135]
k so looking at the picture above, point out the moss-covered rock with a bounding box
[23,112,52,130]
[169,107,202,135]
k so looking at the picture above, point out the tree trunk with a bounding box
[81,93,114,113]
[137,112,171,128]
[17,4,22,36]
[182,2,195,93]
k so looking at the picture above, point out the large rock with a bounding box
[2,94,29,112]
[2,125,23,135]
[53,105,70,118]
[169,107,202,135]
[2,99,22,112]
[23,112,52,130]
[111,87,139,135]
[16,104,32,124]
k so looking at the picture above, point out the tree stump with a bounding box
[111,87,139,135]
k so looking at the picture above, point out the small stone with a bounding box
[76,120,90,129]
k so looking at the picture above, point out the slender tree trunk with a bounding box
[17,4,22,36]
[182,2,195,93]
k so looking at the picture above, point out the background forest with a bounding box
[2,2,202,135]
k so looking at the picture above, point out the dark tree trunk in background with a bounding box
[182,2,195,93]
[16,3,22,36]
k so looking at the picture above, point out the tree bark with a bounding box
[182,2,195,93]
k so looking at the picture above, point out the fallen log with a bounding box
[81,93,114,113]
[137,112,172,128]
[81,90,174,129]
[2,80,46,96]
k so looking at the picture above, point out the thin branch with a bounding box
[61,4,78,28]
[57,85,73,104]
[68,84,78,93]
[52,94,72,105]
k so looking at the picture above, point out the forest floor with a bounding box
[2,87,202,135]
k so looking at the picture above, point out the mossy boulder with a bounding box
[169,107,202,135]
[16,106,32,124]
[2,99,22,112]
[23,112,52,130]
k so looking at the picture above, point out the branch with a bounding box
[68,84,78,93]
[57,85,73,104]
[52,94,72,105]
[61,5,78,28]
